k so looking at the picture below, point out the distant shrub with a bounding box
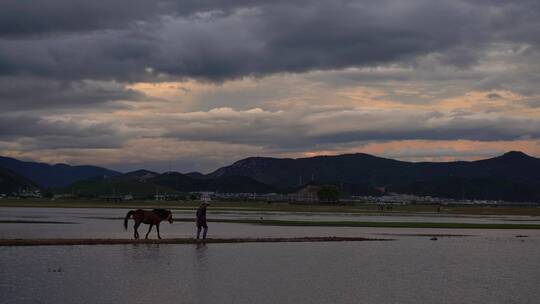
[317,185,341,203]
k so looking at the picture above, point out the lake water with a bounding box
[2,239,540,304]
[1,207,540,303]
[1,207,540,239]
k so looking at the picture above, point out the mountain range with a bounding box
[1,151,540,202]
[209,151,540,186]
[0,156,120,188]
[207,151,540,201]
[0,166,37,195]
[62,169,273,198]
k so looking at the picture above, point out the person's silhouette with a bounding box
[196,202,210,239]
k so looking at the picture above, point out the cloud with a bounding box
[155,105,540,150]
[0,0,253,37]
[2,0,540,115]
[0,77,145,112]
[0,115,127,149]
[1,0,539,82]
[1,0,540,171]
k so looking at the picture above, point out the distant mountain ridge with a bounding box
[0,167,37,195]
[65,171,274,198]
[208,151,540,202]
[208,153,407,187]
[3,151,540,202]
[209,151,540,185]
[0,156,121,188]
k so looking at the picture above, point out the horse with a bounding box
[123,209,173,239]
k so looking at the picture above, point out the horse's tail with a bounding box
[124,210,134,230]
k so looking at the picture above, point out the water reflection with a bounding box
[2,238,540,304]
[195,242,208,265]
[130,243,162,259]
[192,242,210,303]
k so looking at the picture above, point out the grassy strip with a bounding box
[177,218,540,229]
[0,236,389,247]
[0,199,380,213]
[256,220,540,229]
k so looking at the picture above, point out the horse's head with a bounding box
[166,211,174,224]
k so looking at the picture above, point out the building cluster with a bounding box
[98,194,134,202]
[350,193,512,205]
[206,192,318,203]
[2,189,42,199]
[183,191,527,205]
[2,187,533,206]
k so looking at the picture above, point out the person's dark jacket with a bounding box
[196,207,207,226]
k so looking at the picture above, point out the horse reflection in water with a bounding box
[123,209,174,239]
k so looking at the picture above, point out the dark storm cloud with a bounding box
[315,114,540,146]
[0,0,156,36]
[157,108,540,150]
[0,0,267,37]
[311,120,540,144]
[0,115,125,149]
[1,0,539,82]
[0,77,144,111]
[255,1,480,72]
[1,0,540,163]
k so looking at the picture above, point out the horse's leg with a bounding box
[156,223,161,239]
[145,224,153,239]
[134,221,141,239]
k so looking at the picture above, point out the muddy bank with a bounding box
[0,236,391,246]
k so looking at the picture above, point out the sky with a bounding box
[1,0,540,173]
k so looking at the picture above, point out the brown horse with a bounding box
[123,209,173,239]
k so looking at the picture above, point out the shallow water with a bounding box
[2,238,540,304]
[3,206,540,223]
[1,207,540,240]
[1,207,540,303]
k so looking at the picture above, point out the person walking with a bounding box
[196,201,210,239]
